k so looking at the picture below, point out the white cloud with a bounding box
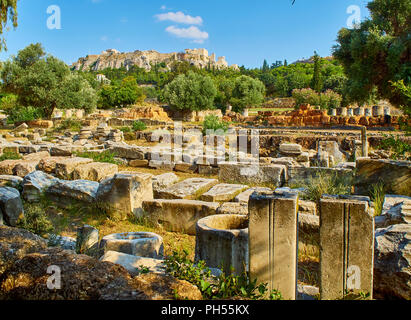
[165,25,209,42]
[100,35,108,41]
[155,11,203,25]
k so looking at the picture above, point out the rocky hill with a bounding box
[72,48,239,72]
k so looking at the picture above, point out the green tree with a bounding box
[311,51,324,92]
[163,71,217,111]
[98,76,145,108]
[333,0,411,109]
[230,75,266,112]
[1,43,98,118]
[0,0,18,51]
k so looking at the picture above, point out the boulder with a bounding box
[72,162,118,182]
[355,159,411,197]
[22,171,59,202]
[0,187,24,227]
[374,224,411,300]
[96,172,153,219]
[46,180,99,206]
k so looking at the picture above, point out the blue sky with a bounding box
[0,0,371,68]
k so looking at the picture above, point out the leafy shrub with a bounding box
[56,118,82,132]
[0,151,22,161]
[202,115,229,136]
[378,134,411,160]
[165,250,282,300]
[132,120,147,132]
[292,88,320,107]
[74,150,119,165]
[0,94,18,112]
[18,204,54,237]
[292,88,341,109]
[6,106,43,124]
[120,126,132,133]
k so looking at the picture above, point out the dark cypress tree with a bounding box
[311,51,323,92]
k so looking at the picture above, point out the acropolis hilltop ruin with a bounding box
[72,48,239,72]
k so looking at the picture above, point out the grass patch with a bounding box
[369,181,385,217]
[0,151,22,161]
[74,150,119,165]
[291,172,353,203]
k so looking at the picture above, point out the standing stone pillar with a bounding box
[330,109,337,116]
[356,107,365,116]
[249,191,298,300]
[361,126,368,158]
[319,196,374,300]
[340,107,348,117]
[372,106,384,117]
[347,108,354,116]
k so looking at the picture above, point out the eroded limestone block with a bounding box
[46,179,99,206]
[201,183,248,202]
[22,171,59,202]
[156,178,218,200]
[374,224,411,300]
[13,160,39,177]
[54,157,94,180]
[37,157,67,174]
[96,172,153,218]
[142,199,219,235]
[72,162,118,182]
[0,175,23,188]
[355,159,411,197]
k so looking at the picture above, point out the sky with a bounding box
[0,0,371,68]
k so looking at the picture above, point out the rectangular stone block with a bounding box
[219,162,287,187]
[319,196,374,300]
[54,157,94,180]
[201,183,248,202]
[142,199,219,235]
[97,172,153,219]
[249,191,298,300]
[156,178,218,200]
